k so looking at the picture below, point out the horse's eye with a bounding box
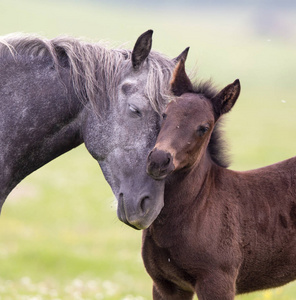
[162,113,167,120]
[197,125,209,136]
[129,104,142,117]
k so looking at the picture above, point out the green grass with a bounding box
[0,0,296,299]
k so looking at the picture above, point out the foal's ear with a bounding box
[212,79,240,116]
[173,47,190,64]
[132,30,153,70]
[170,51,193,96]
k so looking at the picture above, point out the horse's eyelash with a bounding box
[129,104,142,117]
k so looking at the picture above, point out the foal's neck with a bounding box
[164,152,214,213]
[149,153,215,247]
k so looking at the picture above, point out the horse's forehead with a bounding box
[118,82,151,112]
[119,69,148,96]
[123,63,149,82]
[118,67,160,112]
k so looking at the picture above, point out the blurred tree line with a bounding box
[88,0,296,9]
[86,0,296,39]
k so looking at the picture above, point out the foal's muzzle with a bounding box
[146,148,175,180]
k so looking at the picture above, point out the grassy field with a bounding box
[0,0,296,299]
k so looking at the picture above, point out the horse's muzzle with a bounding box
[117,192,162,230]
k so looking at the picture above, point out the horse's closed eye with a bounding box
[129,104,142,117]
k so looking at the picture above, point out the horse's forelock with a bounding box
[145,52,175,114]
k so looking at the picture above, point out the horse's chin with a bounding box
[122,219,147,230]
[117,211,152,230]
[122,219,143,230]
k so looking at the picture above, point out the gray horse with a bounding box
[0,30,185,229]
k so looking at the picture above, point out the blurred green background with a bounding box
[0,0,295,299]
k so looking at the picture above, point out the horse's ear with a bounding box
[212,79,240,116]
[173,47,190,64]
[132,30,153,70]
[170,53,193,96]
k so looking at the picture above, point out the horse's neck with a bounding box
[0,58,85,206]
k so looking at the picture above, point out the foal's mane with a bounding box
[0,34,174,115]
[192,80,230,168]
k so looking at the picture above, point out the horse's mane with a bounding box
[192,80,230,168]
[0,33,174,116]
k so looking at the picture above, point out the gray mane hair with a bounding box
[0,33,175,116]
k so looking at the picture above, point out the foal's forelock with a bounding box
[0,34,174,116]
[192,81,231,168]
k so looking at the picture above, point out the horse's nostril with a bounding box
[119,193,123,198]
[140,196,150,214]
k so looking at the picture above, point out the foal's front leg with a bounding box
[195,272,236,300]
[153,281,194,300]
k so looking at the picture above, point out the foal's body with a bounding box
[144,58,296,299]
[144,157,296,299]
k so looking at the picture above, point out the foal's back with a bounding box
[228,156,296,292]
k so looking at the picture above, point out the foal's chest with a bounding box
[142,229,199,291]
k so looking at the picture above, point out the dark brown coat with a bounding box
[144,57,296,300]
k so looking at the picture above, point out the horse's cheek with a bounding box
[82,113,108,161]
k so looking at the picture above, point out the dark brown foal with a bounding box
[143,57,296,300]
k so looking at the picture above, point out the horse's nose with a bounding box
[146,148,174,180]
[117,193,155,230]
[126,195,151,229]
[139,195,150,215]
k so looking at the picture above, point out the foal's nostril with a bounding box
[149,150,171,167]
[148,151,153,161]
[147,150,173,179]
[164,155,170,167]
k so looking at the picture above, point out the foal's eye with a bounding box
[197,125,209,136]
[128,104,142,117]
[162,113,167,120]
